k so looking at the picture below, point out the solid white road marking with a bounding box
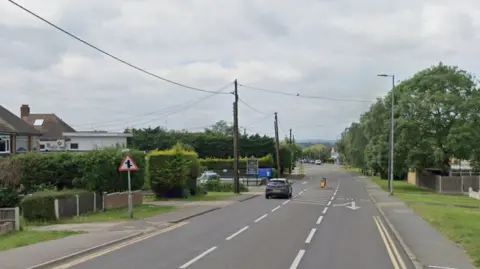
[254,214,268,223]
[271,205,281,212]
[316,215,324,224]
[322,207,328,214]
[305,228,317,243]
[289,249,306,269]
[282,200,290,205]
[327,201,332,206]
[179,246,217,268]
[226,226,249,241]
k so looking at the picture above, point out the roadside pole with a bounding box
[274,112,281,178]
[118,154,139,219]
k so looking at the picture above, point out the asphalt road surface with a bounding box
[62,164,415,269]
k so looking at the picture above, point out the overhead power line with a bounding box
[238,97,269,115]
[239,84,372,103]
[75,83,232,130]
[8,0,230,95]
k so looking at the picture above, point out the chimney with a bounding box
[20,104,30,118]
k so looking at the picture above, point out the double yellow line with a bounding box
[373,216,407,269]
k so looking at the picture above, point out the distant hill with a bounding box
[296,139,337,148]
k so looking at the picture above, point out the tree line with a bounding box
[337,63,480,179]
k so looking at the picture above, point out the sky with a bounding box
[1,0,480,141]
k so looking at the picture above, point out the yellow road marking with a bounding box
[373,216,400,269]
[52,222,188,269]
[376,216,408,269]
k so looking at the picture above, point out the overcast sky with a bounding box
[1,0,479,141]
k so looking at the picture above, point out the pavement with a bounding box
[2,165,474,269]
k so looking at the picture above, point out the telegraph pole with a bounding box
[274,112,281,178]
[233,79,240,193]
[289,128,293,174]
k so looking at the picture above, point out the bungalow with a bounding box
[0,105,42,156]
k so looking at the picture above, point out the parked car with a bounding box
[315,160,322,165]
[197,171,220,184]
[265,178,292,199]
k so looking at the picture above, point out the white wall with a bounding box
[68,136,128,151]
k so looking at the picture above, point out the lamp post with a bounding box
[377,74,395,195]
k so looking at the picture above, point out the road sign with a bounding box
[246,157,259,175]
[119,154,139,172]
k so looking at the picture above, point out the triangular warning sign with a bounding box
[119,154,139,172]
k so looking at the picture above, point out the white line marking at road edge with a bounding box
[226,226,249,241]
[327,201,332,206]
[254,214,268,223]
[271,205,281,212]
[428,266,459,269]
[289,249,306,269]
[305,228,317,243]
[179,246,217,268]
[282,200,290,205]
[316,215,324,224]
[322,207,328,214]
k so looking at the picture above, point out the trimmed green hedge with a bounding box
[146,144,200,198]
[202,179,248,192]
[1,149,145,194]
[21,190,89,222]
[199,154,274,170]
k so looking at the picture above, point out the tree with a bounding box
[204,120,234,136]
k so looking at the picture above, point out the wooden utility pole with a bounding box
[274,112,281,178]
[289,128,293,174]
[233,79,240,193]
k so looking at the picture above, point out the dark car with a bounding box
[265,178,292,199]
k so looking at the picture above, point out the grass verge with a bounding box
[341,166,362,174]
[0,230,80,252]
[144,192,240,202]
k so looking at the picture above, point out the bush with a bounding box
[147,144,200,198]
[5,149,145,195]
[202,179,248,192]
[0,187,20,207]
[21,189,89,222]
[199,154,274,170]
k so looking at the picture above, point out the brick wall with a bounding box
[104,191,143,210]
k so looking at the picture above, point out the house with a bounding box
[0,105,42,155]
[20,104,77,152]
[63,131,132,151]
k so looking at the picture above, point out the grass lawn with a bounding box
[57,204,176,224]
[411,205,480,266]
[0,230,80,252]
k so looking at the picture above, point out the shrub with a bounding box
[21,189,89,222]
[147,144,199,198]
[199,154,274,170]
[202,179,248,192]
[0,187,20,207]
[0,157,21,187]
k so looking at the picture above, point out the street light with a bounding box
[377,73,395,195]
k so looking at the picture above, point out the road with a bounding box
[59,164,415,269]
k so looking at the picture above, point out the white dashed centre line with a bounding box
[322,207,328,214]
[305,228,317,243]
[254,214,268,223]
[316,215,324,225]
[271,205,281,212]
[226,226,249,241]
[282,200,290,205]
[289,249,306,269]
[179,246,217,268]
[327,201,332,206]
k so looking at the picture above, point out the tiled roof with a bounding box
[23,114,76,139]
[0,105,42,135]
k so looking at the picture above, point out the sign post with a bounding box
[246,157,259,186]
[118,154,139,219]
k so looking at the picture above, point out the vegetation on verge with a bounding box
[0,230,81,252]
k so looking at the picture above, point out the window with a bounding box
[15,136,28,153]
[33,119,44,126]
[0,135,11,154]
[39,144,45,150]
[70,143,79,150]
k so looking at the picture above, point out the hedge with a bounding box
[21,189,90,222]
[0,149,145,194]
[146,144,200,198]
[202,179,248,192]
[199,154,274,170]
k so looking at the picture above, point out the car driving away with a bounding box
[265,178,292,199]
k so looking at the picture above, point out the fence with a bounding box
[54,191,143,220]
[416,173,480,194]
[0,207,20,235]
